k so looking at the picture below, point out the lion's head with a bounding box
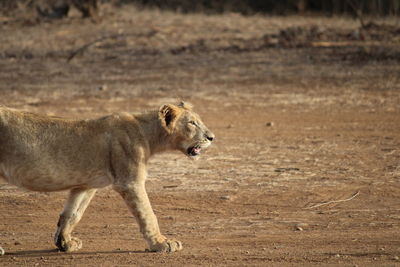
[159,102,214,158]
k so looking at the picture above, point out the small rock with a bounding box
[14,241,22,245]
[393,255,399,261]
[97,85,107,91]
[227,124,234,129]
[0,247,4,256]
[220,195,231,200]
[335,254,340,258]
[216,247,220,251]
[265,122,274,127]
[244,251,250,254]
[295,223,308,231]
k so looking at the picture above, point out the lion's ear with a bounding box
[178,101,193,110]
[159,104,179,133]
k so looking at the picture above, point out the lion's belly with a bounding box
[0,163,112,192]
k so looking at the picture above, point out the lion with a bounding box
[0,102,214,255]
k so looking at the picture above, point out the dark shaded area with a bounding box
[125,0,400,15]
[1,0,400,16]
[0,0,98,19]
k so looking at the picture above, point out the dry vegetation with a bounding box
[0,4,400,266]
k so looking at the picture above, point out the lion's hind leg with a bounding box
[54,188,97,252]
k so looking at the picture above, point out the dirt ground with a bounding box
[1,5,400,266]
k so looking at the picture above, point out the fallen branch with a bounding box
[310,41,380,47]
[304,191,360,209]
[67,30,157,62]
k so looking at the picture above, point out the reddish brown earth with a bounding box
[0,5,400,266]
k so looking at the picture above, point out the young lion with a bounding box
[0,102,214,254]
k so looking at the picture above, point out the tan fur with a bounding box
[0,103,214,254]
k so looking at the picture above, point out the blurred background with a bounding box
[1,0,400,16]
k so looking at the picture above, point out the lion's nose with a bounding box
[206,132,215,142]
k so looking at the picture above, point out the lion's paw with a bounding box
[56,236,83,252]
[148,239,183,253]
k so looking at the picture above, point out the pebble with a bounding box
[14,241,22,245]
[97,85,107,91]
[220,195,231,200]
[0,247,4,256]
[265,122,274,127]
[295,223,308,231]
[393,255,399,261]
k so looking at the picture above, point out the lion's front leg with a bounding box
[54,188,97,252]
[113,182,182,253]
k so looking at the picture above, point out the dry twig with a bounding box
[304,191,360,209]
[346,0,366,27]
[67,30,157,62]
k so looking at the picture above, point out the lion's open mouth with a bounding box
[187,146,202,156]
